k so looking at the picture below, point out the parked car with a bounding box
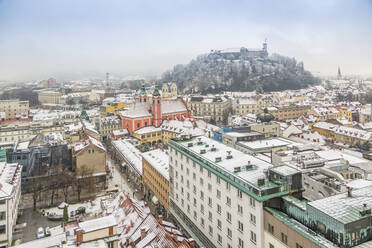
[45,227,51,237]
[36,227,45,239]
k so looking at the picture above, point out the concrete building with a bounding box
[0,100,29,120]
[233,98,260,115]
[222,131,264,149]
[99,116,121,141]
[72,135,107,184]
[168,135,303,248]
[161,82,178,99]
[38,91,62,104]
[187,96,231,124]
[142,149,170,213]
[0,162,22,248]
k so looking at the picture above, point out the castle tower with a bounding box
[152,85,162,127]
[337,66,342,80]
[138,83,147,103]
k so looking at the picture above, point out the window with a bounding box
[193,173,196,180]
[201,217,205,227]
[186,168,189,175]
[200,204,204,214]
[200,165,203,173]
[193,185,196,193]
[193,198,197,207]
[296,244,303,248]
[217,204,221,214]
[268,223,274,234]
[216,177,221,184]
[0,212,5,220]
[0,225,5,234]
[250,231,256,243]
[281,233,288,244]
[216,189,221,199]
[218,234,222,244]
[227,228,232,238]
[226,196,231,206]
[238,238,244,248]
[238,204,243,215]
[208,211,213,221]
[208,171,211,178]
[237,189,243,198]
[208,197,212,207]
[200,191,204,200]
[208,183,212,191]
[250,213,256,224]
[226,182,231,190]
[209,225,213,235]
[250,197,255,207]
[200,177,204,185]
[238,221,244,232]
[181,199,184,206]
[226,212,231,223]
[187,192,190,200]
[217,219,222,229]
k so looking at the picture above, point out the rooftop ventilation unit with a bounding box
[187,143,193,147]
[226,150,233,159]
[215,157,222,162]
[211,145,217,152]
[200,149,206,154]
[234,167,241,173]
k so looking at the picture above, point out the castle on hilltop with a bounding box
[211,40,268,59]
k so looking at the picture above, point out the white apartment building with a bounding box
[168,135,302,248]
[0,162,22,248]
[0,100,29,120]
[38,91,61,104]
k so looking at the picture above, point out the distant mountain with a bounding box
[160,48,320,93]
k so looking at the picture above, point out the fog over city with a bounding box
[0,0,372,81]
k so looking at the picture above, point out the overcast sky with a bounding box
[0,0,371,81]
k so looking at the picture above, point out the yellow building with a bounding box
[142,149,169,212]
[133,126,162,145]
[0,100,29,120]
[234,98,261,115]
[187,96,231,123]
[161,83,177,99]
[337,107,353,122]
[100,101,128,116]
[268,105,311,120]
[38,91,62,104]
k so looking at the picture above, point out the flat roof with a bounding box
[171,136,273,188]
[238,138,293,150]
[142,149,169,180]
[270,165,300,176]
[308,185,372,224]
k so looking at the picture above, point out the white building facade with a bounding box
[0,162,22,247]
[168,136,303,248]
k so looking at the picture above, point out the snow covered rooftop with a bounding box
[0,162,22,200]
[79,215,117,233]
[112,139,142,176]
[134,126,162,135]
[172,136,274,189]
[142,149,169,180]
[238,138,296,151]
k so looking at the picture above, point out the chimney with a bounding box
[140,227,147,240]
[347,186,353,197]
[76,229,83,243]
[158,215,163,224]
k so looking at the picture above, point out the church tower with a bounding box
[152,85,162,127]
[138,83,147,103]
[337,66,342,80]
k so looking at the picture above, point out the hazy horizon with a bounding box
[1,0,372,82]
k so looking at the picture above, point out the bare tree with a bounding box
[28,176,44,211]
[59,170,73,203]
[73,165,95,201]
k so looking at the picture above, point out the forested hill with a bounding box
[160,51,320,93]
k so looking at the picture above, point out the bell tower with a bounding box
[152,84,162,127]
